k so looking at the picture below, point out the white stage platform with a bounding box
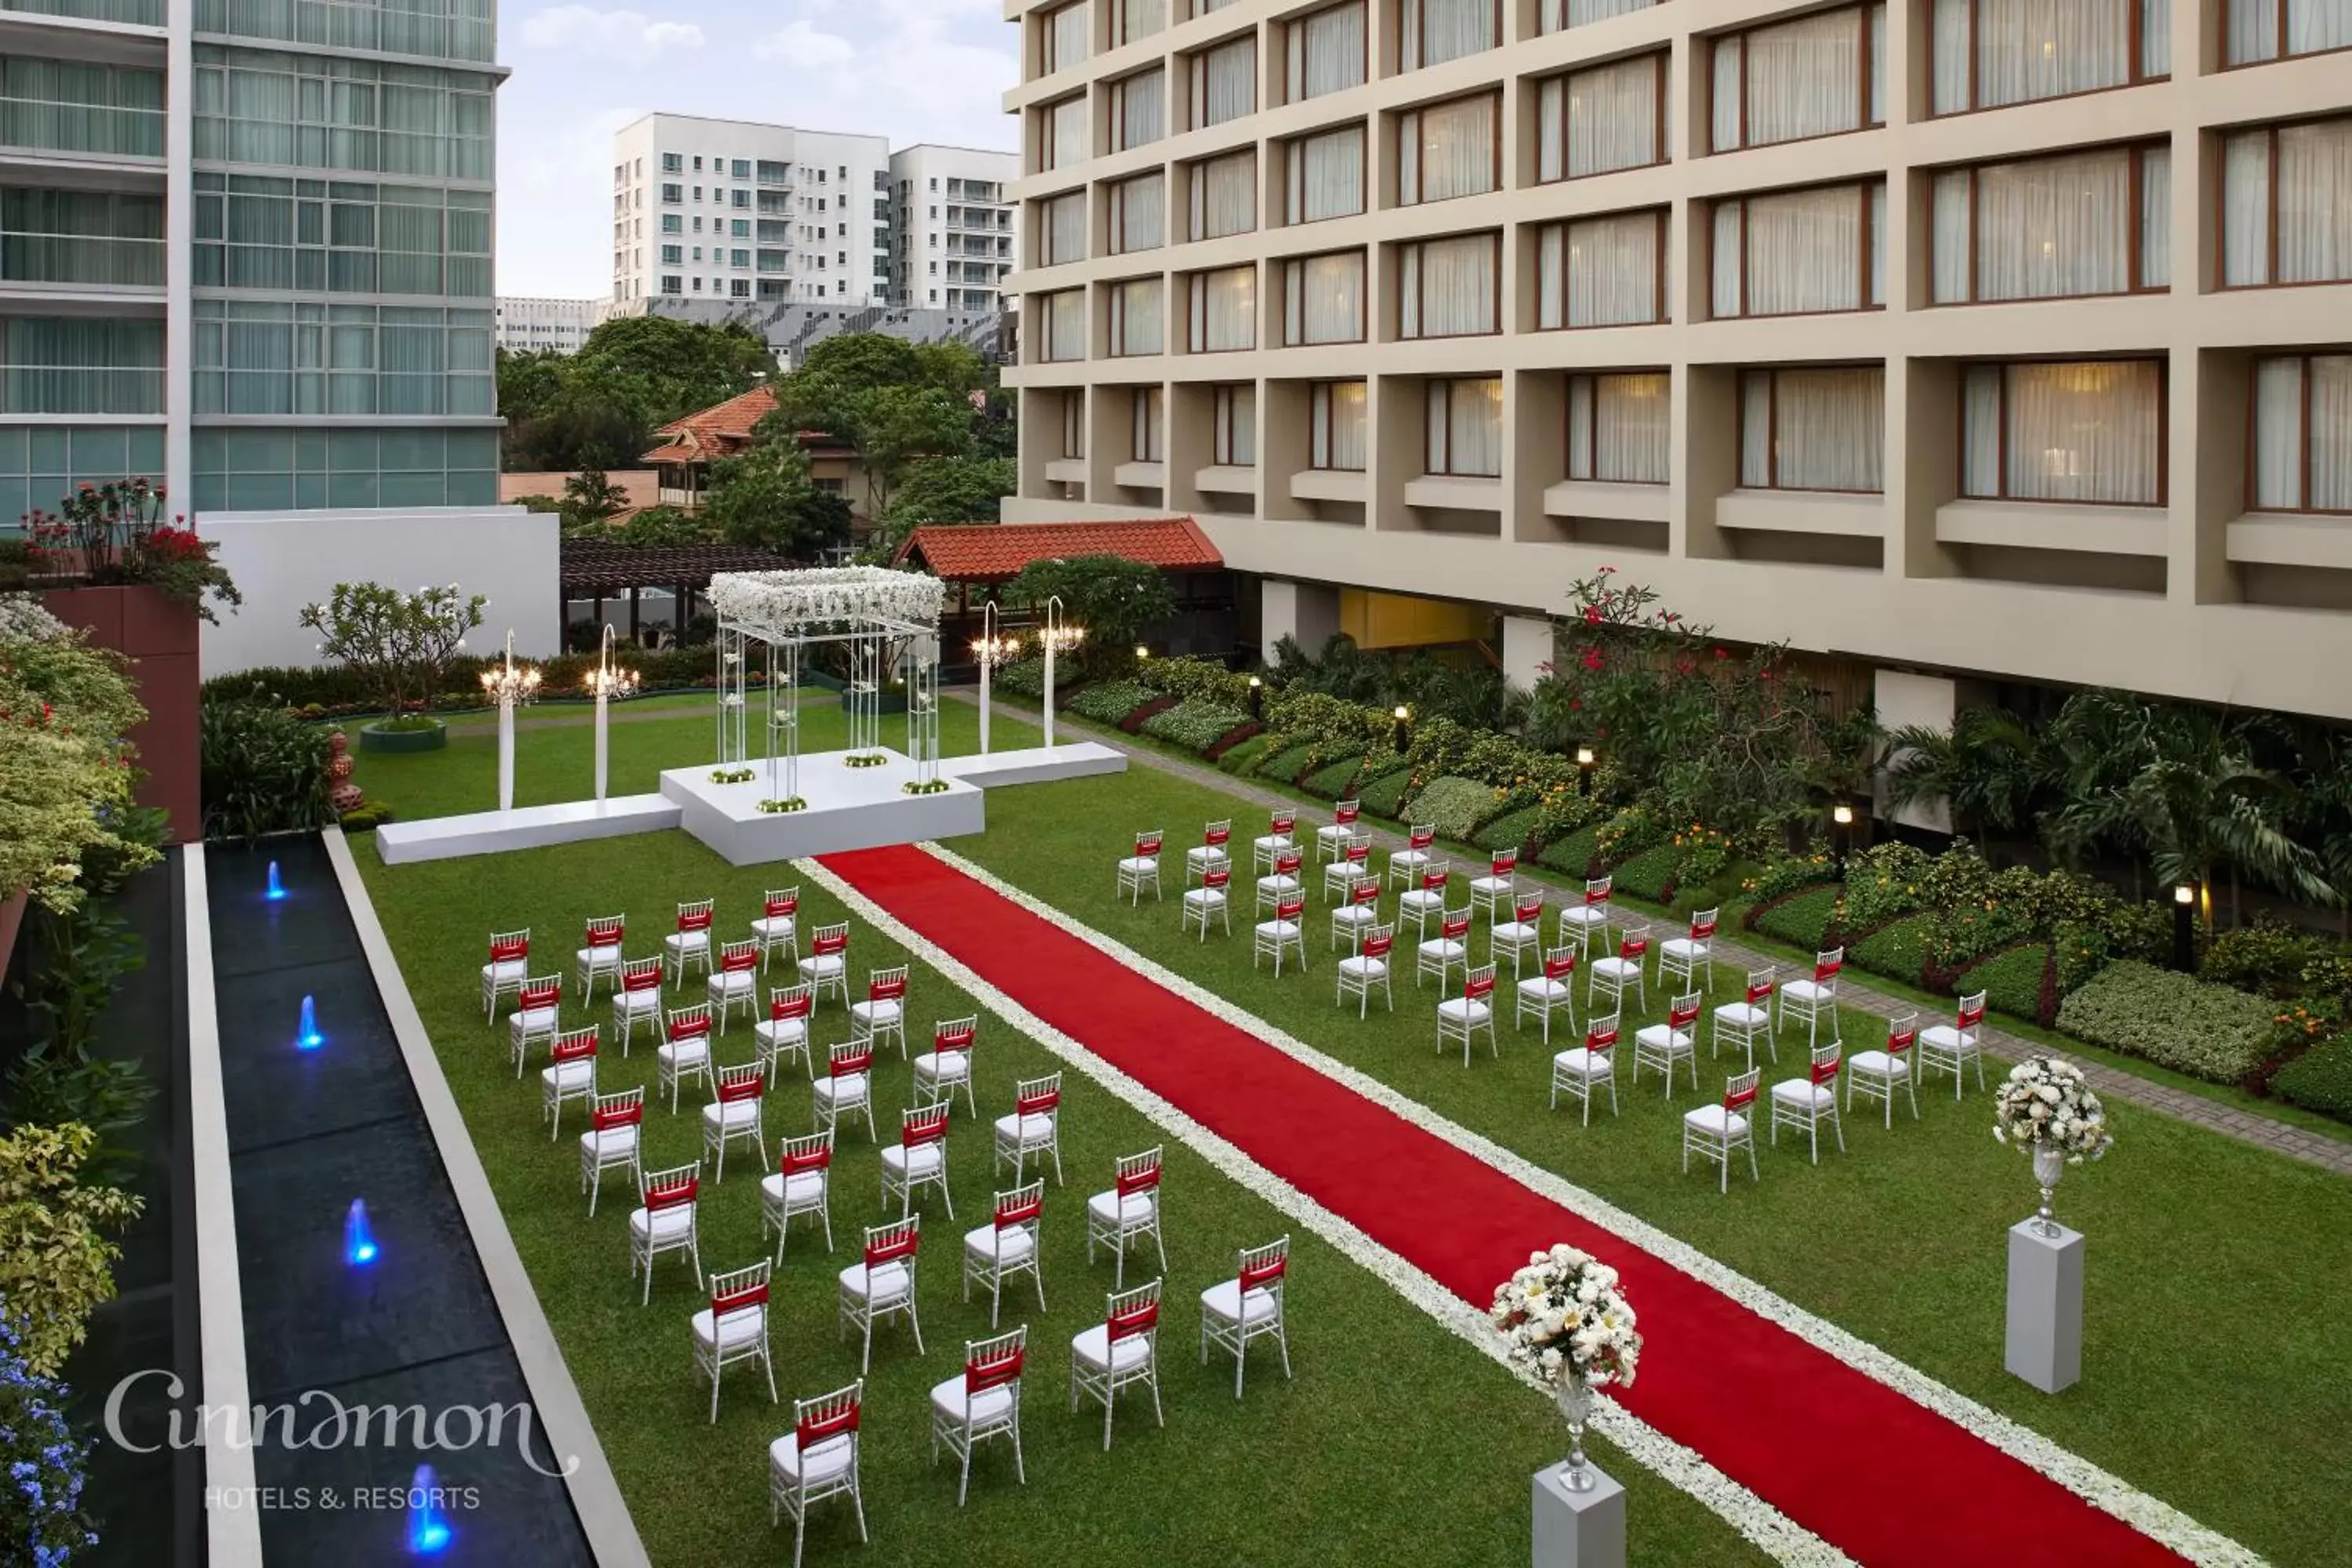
[943,742,1126,788]
[373,793,682,865]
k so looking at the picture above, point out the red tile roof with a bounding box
[895,518,1224,583]
[639,386,855,466]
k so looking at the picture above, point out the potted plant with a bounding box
[299,583,485,753]
[25,478,241,622]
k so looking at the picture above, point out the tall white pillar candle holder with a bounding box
[478,629,539,814]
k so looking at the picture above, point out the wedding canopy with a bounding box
[708,565,946,640]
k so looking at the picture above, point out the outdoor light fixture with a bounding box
[1392,703,1411,754]
[1040,597,1083,749]
[1134,644,1150,662]
[265,860,285,902]
[1248,673,1264,720]
[2174,883,2196,906]
[972,603,1020,755]
[2172,882,2199,973]
[1832,803,1856,826]
[1576,744,1597,797]
[1574,746,1595,767]
[590,625,638,805]
[481,630,540,814]
[1831,800,1857,879]
[343,1198,378,1267]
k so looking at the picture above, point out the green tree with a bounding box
[561,467,630,531]
[297,582,486,720]
[0,1123,143,1376]
[495,347,567,426]
[1003,554,1177,679]
[611,504,721,547]
[702,432,852,560]
[886,455,1014,528]
[1882,706,2045,847]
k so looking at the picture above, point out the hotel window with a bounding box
[1932,146,2169,303]
[1042,1,1091,74]
[1961,360,2164,504]
[1042,190,1089,266]
[1711,181,1886,319]
[1739,366,1886,492]
[1284,125,1366,224]
[1399,234,1498,338]
[1287,1,1367,103]
[1040,288,1086,360]
[1058,391,1087,457]
[1110,278,1165,355]
[1933,0,2170,112]
[1536,211,1666,328]
[2220,118,2352,287]
[1109,171,1165,253]
[1041,95,1089,171]
[2227,0,2352,62]
[1426,377,1503,477]
[1132,386,1165,461]
[1566,372,1669,484]
[1536,55,1666,183]
[1711,4,1886,153]
[1189,150,1257,241]
[1189,36,1257,129]
[1112,67,1165,151]
[1193,0,1236,12]
[1311,380,1368,469]
[1539,0,1656,31]
[1396,94,1498,207]
[1282,249,1366,343]
[1213,384,1257,464]
[1399,0,1499,71]
[2250,354,2352,512]
[1114,0,1165,44]
[1187,265,1257,351]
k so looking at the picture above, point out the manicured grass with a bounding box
[355,834,1769,1568]
[959,767,2352,1566]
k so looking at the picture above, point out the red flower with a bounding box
[1581,604,1603,625]
[1711,647,1730,661]
[1759,668,1774,681]
[1568,699,1582,710]
[1580,649,1604,671]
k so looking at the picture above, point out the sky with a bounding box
[496,0,1022,299]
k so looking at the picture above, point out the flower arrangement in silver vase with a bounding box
[1993,1054,2114,1236]
[1490,1244,1641,1493]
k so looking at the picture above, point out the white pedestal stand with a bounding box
[497,702,515,811]
[1532,1462,1625,1568]
[2005,1218,2084,1393]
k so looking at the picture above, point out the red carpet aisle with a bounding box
[822,844,2184,1568]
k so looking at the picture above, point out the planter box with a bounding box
[359,718,449,753]
[40,585,199,844]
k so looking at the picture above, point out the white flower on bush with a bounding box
[1993,1055,2114,1164]
[1489,1243,1640,1392]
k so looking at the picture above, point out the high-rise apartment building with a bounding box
[887,143,1020,310]
[0,0,504,522]
[496,296,598,354]
[1000,0,2352,725]
[609,114,893,309]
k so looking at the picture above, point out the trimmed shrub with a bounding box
[1537,826,1600,877]
[1140,655,1251,706]
[1140,698,1250,751]
[1357,768,1417,821]
[1476,806,1543,854]
[2198,919,2332,1000]
[1851,914,1933,988]
[1613,842,1679,902]
[1747,851,1838,905]
[1842,842,1935,931]
[1959,942,2053,1025]
[1304,756,1366,800]
[1201,721,1261,762]
[995,657,1045,697]
[2099,900,2174,967]
[1754,885,1842,951]
[2271,1035,2352,1123]
[2052,919,2114,996]
[1252,743,1318,786]
[1067,681,1152,723]
[1215,735,1269,774]
[1407,775,1496,842]
[2056,961,2275,1083]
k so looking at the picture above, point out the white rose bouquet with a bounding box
[1490,1243,1640,1392]
[1992,1055,2114,1163]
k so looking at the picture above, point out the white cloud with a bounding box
[752,19,853,63]
[520,5,704,56]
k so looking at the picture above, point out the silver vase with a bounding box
[1555,1377,1597,1492]
[2032,1144,2066,1236]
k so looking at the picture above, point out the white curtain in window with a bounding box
[1973,0,2129,109]
[1932,170,1970,302]
[1288,126,1364,223]
[1045,191,1087,265]
[1112,172,1163,252]
[1430,379,1502,475]
[1724,7,1871,151]
[1400,96,1494,205]
[1537,213,1660,328]
[2252,357,2307,510]
[1048,96,1088,169]
[2228,0,2278,60]
[1739,372,1772,486]
[1973,148,2132,299]
[1288,2,1365,101]
[1930,0,1972,114]
[1118,0,1165,45]
[1116,69,1163,150]
[1402,0,1494,71]
[2278,118,2352,285]
[1537,58,1660,182]
[2140,147,2171,287]
[2222,130,2271,285]
[1568,373,1668,482]
[1400,234,1495,337]
[1049,3,1090,71]
[2313,354,2352,510]
[1189,266,1255,350]
[1216,386,1257,464]
[1061,390,1086,457]
[2142,0,2172,76]
[1192,151,1255,239]
[1740,185,1868,315]
[1962,365,2003,495]
[1996,361,2161,503]
[1045,289,1084,359]
[2225,0,2350,62]
[1711,203,1743,318]
[1114,278,1163,355]
[1542,0,1654,32]
[1134,387,1164,461]
[1746,368,1885,490]
[1193,37,1256,127]
[1313,380,1368,469]
[1285,251,1363,343]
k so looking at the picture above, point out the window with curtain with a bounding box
[1114,0,1164,45]
[1961,359,2163,503]
[1312,380,1368,468]
[1711,4,1885,153]
[2250,354,2352,511]
[1189,36,1256,129]
[1399,232,1498,338]
[1192,0,1236,13]
[2221,118,2352,286]
[195,0,495,64]
[1287,2,1366,103]
[1537,211,1665,328]
[1039,288,1086,360]
[1739,366,1886,491]
[0,187,165,287]
[1566,372,1669,483]
[1132,385,1164,461]
[1213,383,1257,464]
[2227,0,2352,65]
[0,317,163,414]
[191,299,491,416]
[1933,0,2170,113]
[1537,55,1665,183]
[1111,67,1164,151]
[1043,1,1091,74]
[1042,191,1088,266]
[0,56,165,158]
[1931,144,2169,303]
[1111,277,1165,355]
[1711,180,1886,318]
[1399,0,1497,71]
[1109,171,1165,252]
[192,173,492,299]
[0,423,168,525]
[1187,265,1255,351]
[1060,390,1087,456]
[1189,149,1256,241]
[1042,94,1089,171]
[191,425,496,510]
[1284,125,1365,224]
[1282,249,1365,343]
[1397,94,1497,206]
[1540,0,1657,33]
[190,48,493,180]
[1426,378,1503,477]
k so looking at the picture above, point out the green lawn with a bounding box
[357,834,1770,1568]
[956,768,2352,1567]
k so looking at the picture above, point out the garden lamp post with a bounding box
[2173,882,2198,973]
[1040,595,1084,750]
[971,600,1020,756]
[1392,704,1411,756]
[479,629,540,813]
[1134,644,1150,664]
[1576,745,1596,797]
[1247,674,1264,721]
[587,624,639,805]
[1831,800,1856,878]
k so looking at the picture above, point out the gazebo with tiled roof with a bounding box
[641,385,867,517]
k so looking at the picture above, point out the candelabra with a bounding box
[587,624,639,804]
[970,600,1022,757]
[1039,596,1085,750]
[478,629,541,812]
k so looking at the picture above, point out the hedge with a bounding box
[1850,914,1933,989]
[1958,942,2053,1027]
[1612,842,1680,903]
[1753,885,1842,952]
[2056,962,2275,1083]
[1476,806,1543,855]
[1067,681,1152,723]
[995,657,1045,697]
[1537,826,1599,877]
[1216,735,1269,774]
[1139,698,1250,751]
[2270,1036,2352,1123]
[1304,756,1366,800]
[1252,743,1318,787]
[1357,768,1416,821]
[1407,775,1494,842]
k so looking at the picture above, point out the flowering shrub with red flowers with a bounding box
[23,479,241,624]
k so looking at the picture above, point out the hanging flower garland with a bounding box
[709,566,945,630]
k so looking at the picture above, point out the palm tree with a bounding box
[1882,706,2042,849]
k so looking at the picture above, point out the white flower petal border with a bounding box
[796,852,1850,1568]
[907,840,2266,1568]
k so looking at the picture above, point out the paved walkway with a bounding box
[961,690,2352,1180]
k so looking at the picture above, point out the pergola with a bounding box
[559,541,795,645]
[706,566,949,806]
